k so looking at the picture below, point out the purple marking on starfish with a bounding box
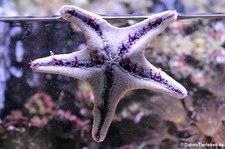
[35,58,81,67]
[118,13,176,56]
[94,133,101,142]
[65,9,103,36]
[32,55,105,68]
[119,58,184,96]
[96,65,114,134]
[118,17,163,56]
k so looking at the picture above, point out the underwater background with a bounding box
[0,0,225,148]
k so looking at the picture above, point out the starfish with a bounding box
[31,5,187,142]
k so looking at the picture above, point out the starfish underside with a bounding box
[31,5,187,142]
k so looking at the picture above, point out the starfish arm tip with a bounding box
[92,132,105,142]
[60,5,76,16]
[30,57,51,72]
[30,60,37,69]
[177,88,188,99]
[60,5,75,20]
[168,81,188,99]
[161,10,178,22]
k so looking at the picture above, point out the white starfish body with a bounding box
[31,5,187,142]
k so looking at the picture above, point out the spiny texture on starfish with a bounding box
[31,5,187,142]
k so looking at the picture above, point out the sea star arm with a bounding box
[60,5,114,50]
[119,54,187,99]
[88,65,131,142]
[117,10,177,56]
[31,49,103,80]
